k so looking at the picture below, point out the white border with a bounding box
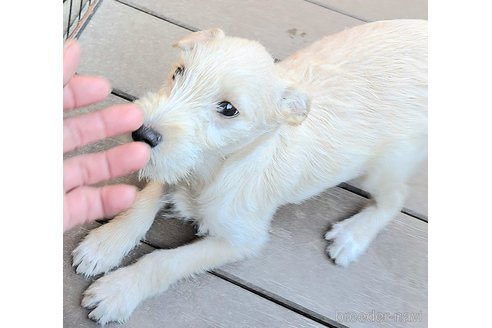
[2,1,61,327]
[429,0,492,326]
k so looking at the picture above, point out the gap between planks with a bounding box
[302,0,368,22]
[114,0,199,32]
[139,238,346,328]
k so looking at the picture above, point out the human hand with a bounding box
[63,40,150,231]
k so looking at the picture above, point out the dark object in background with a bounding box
[63,0,102,40]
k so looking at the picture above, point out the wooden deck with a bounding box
[63,1,428,327]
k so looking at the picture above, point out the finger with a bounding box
[64,142,150,192]
[63,103,143,152]
[63,40,80,86]
[63,75,111,111]
[64,184,137,231]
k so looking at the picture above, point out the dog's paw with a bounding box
[82,267,140,325]
[72,225,129,277]
[324,222,369,267]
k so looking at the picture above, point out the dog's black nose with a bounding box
[132,125,162,148]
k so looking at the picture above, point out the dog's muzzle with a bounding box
[132,125,163,148]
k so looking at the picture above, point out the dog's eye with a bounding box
[172,66,184,81]
[217,101,239,118]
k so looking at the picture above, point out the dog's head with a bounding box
[134,28,310,183]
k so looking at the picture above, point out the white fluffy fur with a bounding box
[73,20,427,324]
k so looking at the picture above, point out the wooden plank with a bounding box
[77,0,193,98]
[120,0,363,60]
[306,0,428,22]
[145,187,428,328]
[76,0,362,95]
[64,224,325,328]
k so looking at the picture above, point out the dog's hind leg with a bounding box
[72,181,165,277]
[81,230,267,324]
[325,139,426,267]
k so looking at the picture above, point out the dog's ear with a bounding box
[173,28,225,50]
[279,85,311,125]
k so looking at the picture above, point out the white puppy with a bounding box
[73,20,427,324]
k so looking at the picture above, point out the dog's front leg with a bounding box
[82,228,267,324]
[72,181,165,277]
[325,181,407,267]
